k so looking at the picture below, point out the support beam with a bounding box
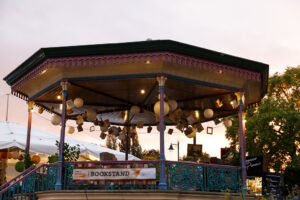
[237,92,247,194]
[70,82,134,105]
[157,75,167,190]
[55,81,68,190]
[25,101,34,155]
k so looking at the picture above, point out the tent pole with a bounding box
[157,75,167,190]
[26,101,34,155]
[55,81,68,190]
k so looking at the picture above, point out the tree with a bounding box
[225,67,300,172]
[142,149,160,160]
[48,140,80,163]
[119,127,143,159]
[106,134,117,150]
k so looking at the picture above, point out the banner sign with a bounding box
[246,156,263,177]
[73,168,156,180]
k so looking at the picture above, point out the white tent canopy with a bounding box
[0,121,138,161]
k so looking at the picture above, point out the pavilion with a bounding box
[1,40,268,199]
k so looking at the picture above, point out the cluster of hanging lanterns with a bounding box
[46,92,233,139]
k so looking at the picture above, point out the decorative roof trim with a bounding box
[11,51,261,92]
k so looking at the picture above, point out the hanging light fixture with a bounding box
[51,115,61,126]
[67,126,75,134]
[230,100,238,109]
[74,97,84,108]
[194,110,200,119]
[216,99,223,108]
[204,108,214,119]
[154,101,170,116]
[223,118,232,128]
[130,106,140,115]
[87,108,97,122]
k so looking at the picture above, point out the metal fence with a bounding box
[0,160,240,199]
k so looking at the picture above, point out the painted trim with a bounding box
[11,51,261,92]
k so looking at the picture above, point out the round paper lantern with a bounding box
[168,99,178,112]
[130,106,140,115]
[11,151,19,159]
[204,109,214,119]
[51,115,61,126]
[18,155,24,161]
[154,101,170,116]
[31,155,41,164]
[15,161,25,172]
[67,126,75,134]
[223,118,232,128]
[74,97,84,108]
[87,108,97,121]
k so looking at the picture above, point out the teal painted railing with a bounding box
[0,163,57,200]
[165,161,240,192]
[0,160,240,199]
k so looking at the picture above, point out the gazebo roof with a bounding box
[3,40,269,126]
[4,40,268,90]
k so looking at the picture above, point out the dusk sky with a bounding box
[0,0,299,160]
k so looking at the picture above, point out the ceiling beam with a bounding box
[69,82,134,105]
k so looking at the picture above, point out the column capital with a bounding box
[156,76,167,87]
[234,91,245,104]
[60,80,68,91]
[27,101,35,110]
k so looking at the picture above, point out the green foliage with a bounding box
[130,142,142,159]
[142,149,160,160]
[47,140,80,163]
[47,155,58,163]
[106,134,117,150]
[119,129,143,159]
[21,149,34,169]
[181,152,210,163]
[225,67,300,172]
[15,161,25,172]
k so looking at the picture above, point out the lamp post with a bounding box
[168,141,180,161]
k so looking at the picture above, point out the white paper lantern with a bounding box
[223,118,232,128]
[130,106,140,115]
[51,115,61,126]
[204,108,214,119]
[168,99,178,112]
[74,98,84,108]
[154,101,170,116]
[67,126,75,134]
[87,108,97,121]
